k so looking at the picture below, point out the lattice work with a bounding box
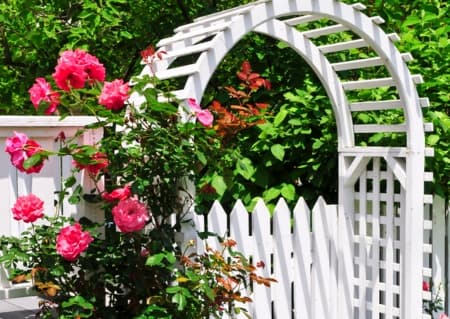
[349,157,433,319]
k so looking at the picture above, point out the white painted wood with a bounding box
[272,198,293,317]
[340,146,434,157]
[432,196,446,314]
[371,158,381,318]
[349,97,428,112]
[342,74,423,90]
[292,198,312,319]
[158,21,232,47]
[384,157,406,189]
[154,63,199,80]
[353,122,433,133]
[251,199,272,318]
[332,53,411,72]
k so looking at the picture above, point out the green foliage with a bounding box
[0,0,243,115]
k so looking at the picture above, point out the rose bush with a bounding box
[0,48,274,318]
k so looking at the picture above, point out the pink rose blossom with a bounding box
[5,131,46,174]
[112,198,150,233]
[98,79,130,111]
[12,194,44,223]
[187,98,214,127]
[102,184,132,202]
[440,314,449,319]
[28,78,60,114]
[52,49,105,91]
[422,280,430,291]
[63,50,105,83]
[53,62,86,91]
[56,223,93,262]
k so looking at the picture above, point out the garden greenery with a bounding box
[0,48,274,318]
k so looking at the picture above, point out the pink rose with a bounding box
[112,198,150,233]
[61,49,105,83]
[187,98,214,127]
[102,184,131,202]
[56,223,93,262]
[52,49,105,91]
[73,151,109,176]
[98,79,130,111]
[422,280,430,291]
[12,194,44,223]
[28,78,60,114]
[5,131,46,174]
[440,314,449,319]
[53,62,86,91]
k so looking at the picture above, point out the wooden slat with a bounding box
[353,122,433,133]
[357,169,368,317]
[318,33,399,53]
[332,53,411,71]
[340,146,434,157]
[284,3,367,26]
[371,158,381,317]
[157,90,187,102]
[342,75,423,90]
[273,198,293,317]
[206,200,228,250]
[155,63,198,80]
[293,198,312,319]
[154,41,213,61]
[284,15,319,26]
[349,97,428,111]
[158,21,231,47]
[302,24,349,39]
[312,197,334,318]
[251,199,272,318]
[303,16,384,39]
[384,165,395,317]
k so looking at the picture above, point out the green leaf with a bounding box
[273,109,288,127]
[271,144,285,161]
[171,292,187,311]
[402,15,421,27]
[263,187,281,202]
[211,174,227,196]
[236,157,255,180]
[23,153,41,169]
[281,184,296,201]
[427,134,440,146]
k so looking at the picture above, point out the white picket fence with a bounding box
[193,197,338,318]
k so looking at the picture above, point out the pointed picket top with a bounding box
[207,200,228,250]
[229,199,251,255]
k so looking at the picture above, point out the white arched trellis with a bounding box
[137,1,434,318]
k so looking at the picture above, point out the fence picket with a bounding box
[251,199,272,318]
[311,197,333,318]
[292,198,312,319]
[273,198,293,317]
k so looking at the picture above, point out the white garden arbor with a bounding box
[139,0,433,318]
